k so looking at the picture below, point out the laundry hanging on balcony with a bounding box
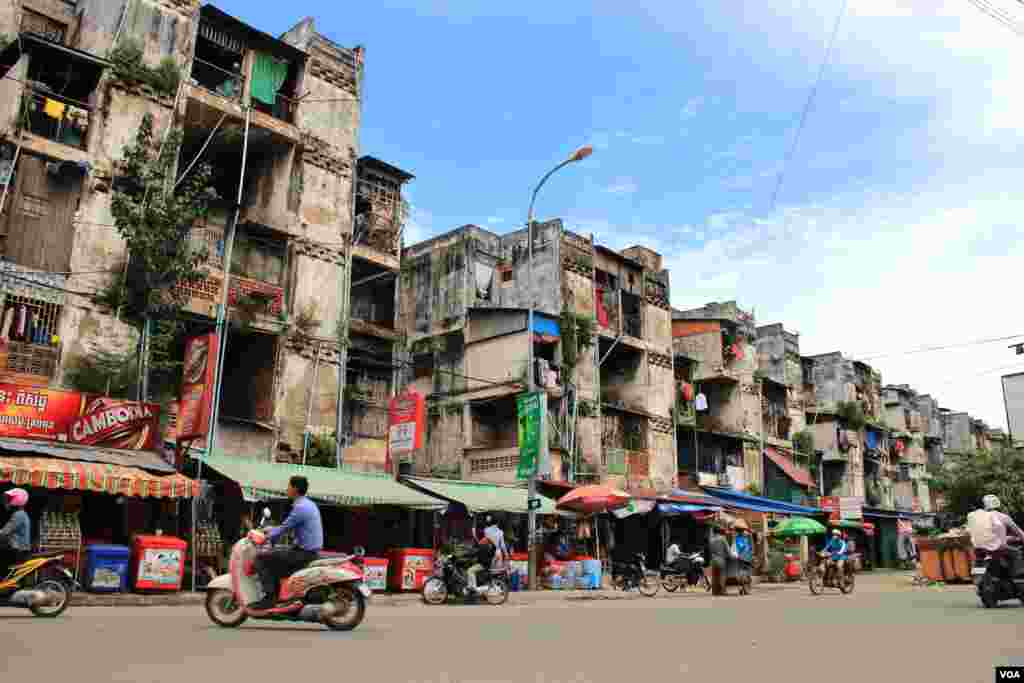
[251,52,289,106]
[694,392,708,412]
[595,288,609,327]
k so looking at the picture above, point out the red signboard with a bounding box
[819,496,840,522]
[177,333,219,442]
[0,384,160,450]
[386,390,425,473]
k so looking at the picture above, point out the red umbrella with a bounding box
[556,485,631,515]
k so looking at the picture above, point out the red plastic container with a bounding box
[363,557,388,592]
[387,548,433,592]
[131,535,187,592]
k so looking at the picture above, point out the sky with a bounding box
[218,0,1024,430]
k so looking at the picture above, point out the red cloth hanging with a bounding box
[595,289,609,327]
[731,343,744,361]
[679,382,694,402]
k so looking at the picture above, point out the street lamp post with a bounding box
[525,144,592,591]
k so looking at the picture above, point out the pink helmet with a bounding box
[4,488,28,507]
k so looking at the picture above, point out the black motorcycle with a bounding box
[421,553,509,605]
[660,551,710,593]
[611,552,660,597]
[976,539,1024,609]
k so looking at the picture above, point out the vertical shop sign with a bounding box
[516,392,547,480]
[177,333,219,442]
[387,390,425,473]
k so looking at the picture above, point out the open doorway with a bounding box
[218,331,277,423]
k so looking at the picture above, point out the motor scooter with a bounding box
[205,509,370,631]
[975,538,1024,608]
[0,551,76,617]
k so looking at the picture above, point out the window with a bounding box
[230,233,285,285]
[413,353,434,380]
[20,38,102,150]
[0,295,61,379]
[192,24,244,99]
[500,266,513,283]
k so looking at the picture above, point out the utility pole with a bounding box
[524,145,592,591]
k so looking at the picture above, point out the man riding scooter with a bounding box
[970,494,1024,572]
[822,529,848,584]
[249,476,323,611]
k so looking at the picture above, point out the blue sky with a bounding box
[219,0,1024,429]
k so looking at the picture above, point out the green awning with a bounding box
[199,455,443,508]
[401,477,557,514]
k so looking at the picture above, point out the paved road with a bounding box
[3,574,1021,683]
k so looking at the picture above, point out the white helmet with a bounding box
[983,494,1001,511]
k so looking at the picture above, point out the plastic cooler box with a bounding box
[83,544,131,593]
[132,535,187,592]
[509,552,529,591]
[387,548,433,592]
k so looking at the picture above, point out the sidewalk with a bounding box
[71,576,800,608]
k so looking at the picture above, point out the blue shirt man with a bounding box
[824,532,848,561]
[251,476,323,611]
[735,531,753,563]
[269,495,323,552]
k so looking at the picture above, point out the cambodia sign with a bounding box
[0,385,160,450]
[177,333,219,442]
[386,390,425,472]
[516,392,547,480]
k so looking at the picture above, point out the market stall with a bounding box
[197,455,444,592]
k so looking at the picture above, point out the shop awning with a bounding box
[400,477,557,514]
[0,456,198,498]
[199,456,443,508]
[764,447,815,488]
[701,487,822,515]
[0,437,176,473]
[658,503,721,515]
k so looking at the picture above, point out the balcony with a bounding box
[21,90,90,150]
[1,340,60,386]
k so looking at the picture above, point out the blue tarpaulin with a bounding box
[865,429,881,450]
[658,503,721,515]
[532,314,560,337]
[702,487,822,515]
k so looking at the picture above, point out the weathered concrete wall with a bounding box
[645,305,672,355]
[77,0,195,65]
[215,421,275,460]
[673,326,723,381]
[464,333,528,389]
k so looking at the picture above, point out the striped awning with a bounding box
[0,456,199,498]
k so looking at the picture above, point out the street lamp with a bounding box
[525,144,593,591]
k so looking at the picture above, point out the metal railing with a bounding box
[21,90,90,149]
[191,57,244,101]
[252,92,297,124]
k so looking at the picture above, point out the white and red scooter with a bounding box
[205,509,370,631]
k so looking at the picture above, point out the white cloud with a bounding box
[605,178,639,194]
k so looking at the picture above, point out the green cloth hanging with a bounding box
[250,52,289,106]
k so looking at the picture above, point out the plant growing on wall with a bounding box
[793,429,814,455]
[109,113,217,400]
[109,40,181,98]
[559,309,595,374]
[293,301,321,337]
[836,401,867,430]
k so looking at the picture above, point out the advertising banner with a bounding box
[177,333,219,442]
[516,392,547,480]
[387,389,425,472]
[0,384,160,450]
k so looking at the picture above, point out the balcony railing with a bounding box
[21,90,90,149]
[191,58,244,101]
[252,92,297,124]
[2,340,60,383]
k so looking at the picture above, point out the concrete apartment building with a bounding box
[0,1,411,467]
[673,301,764,492]
[882,384,931,513]
[398,221,677,492]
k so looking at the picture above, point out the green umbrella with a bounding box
[772,516,827,538]
[830,519,863,530]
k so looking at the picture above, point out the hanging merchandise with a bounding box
[731,343,744,361]
[679,382,694,402]
[694,392,708,412]
[43,98,65,119]
[895,439,905,454]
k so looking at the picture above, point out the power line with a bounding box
[851,333,1024,361]
[768,0,849,212]
[967,0,1024,36]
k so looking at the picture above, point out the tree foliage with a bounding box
[931,448,1024,523]
[107,113,218,398]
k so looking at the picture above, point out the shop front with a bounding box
[0,439,199,591]
[195,455,444,592]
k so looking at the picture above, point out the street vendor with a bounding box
[734,524,753,563]
[708,524,734,595]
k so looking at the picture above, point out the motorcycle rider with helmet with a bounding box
[822,529,848,583]
[971,495,1024,569]
[0,488,30,575]
[465,535,496,594]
